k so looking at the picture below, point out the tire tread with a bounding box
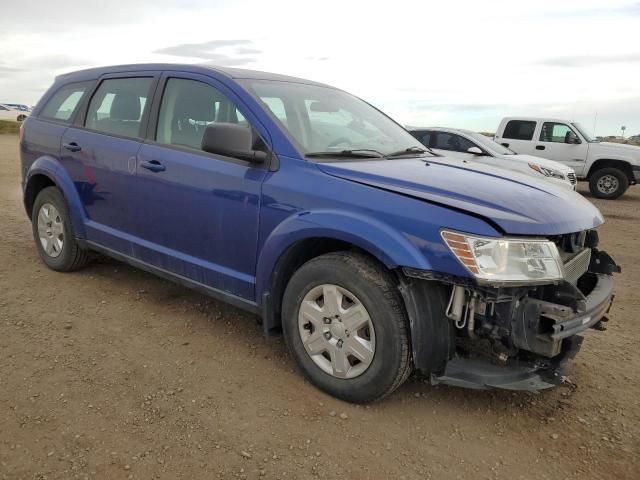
[287,251,412,402]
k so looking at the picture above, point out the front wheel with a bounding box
[589,168,629,199]
[282,252,412,403]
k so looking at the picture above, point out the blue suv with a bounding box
[20,64,619,402]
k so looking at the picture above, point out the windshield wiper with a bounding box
[386,146,436,157]
[305,149,385,158]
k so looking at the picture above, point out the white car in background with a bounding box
[0,104,29,122]
[409,127,576,190]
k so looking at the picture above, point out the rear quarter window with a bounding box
[502,120,537,140]
[39,82,92,122]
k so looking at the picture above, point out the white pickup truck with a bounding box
[495,117,640,199]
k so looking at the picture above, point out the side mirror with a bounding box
[201,123,267,163]
[467,146,484,155]
[565,131,581,144]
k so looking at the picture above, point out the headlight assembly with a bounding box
[528,163,565,180]
[441,230,564,285]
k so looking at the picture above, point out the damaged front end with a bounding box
[404,229,620,391]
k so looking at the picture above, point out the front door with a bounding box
[535,122,589,175]
[131,74,269,300]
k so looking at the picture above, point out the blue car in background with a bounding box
[20,64,619,402]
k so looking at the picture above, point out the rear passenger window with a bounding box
[85,77,153,138]
[156,78,250,151]
[40,82,92,122]
[502,120,536,140]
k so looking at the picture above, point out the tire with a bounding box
[282,251,412,403]
[589,168,629,199]
[31,186,89,271]
[17,115,26,122]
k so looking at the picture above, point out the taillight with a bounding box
[19,122,25,142]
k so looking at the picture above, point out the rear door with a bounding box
[60,74,158,250]
[131,72,271,300]
[495,119,538,155]
[534,121,589,174]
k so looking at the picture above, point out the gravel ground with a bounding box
[1,134,638,480]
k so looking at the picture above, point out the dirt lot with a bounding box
[1,133,638,480]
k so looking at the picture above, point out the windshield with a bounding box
[240,80,427,157]
[572,122,597,142]
[468,132,516,155]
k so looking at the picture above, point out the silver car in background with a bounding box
[409,127,577,190]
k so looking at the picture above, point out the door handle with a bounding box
[536,145,546,151]
[140,159,166,172]
[501,143,509,148]
[63,142,81,152]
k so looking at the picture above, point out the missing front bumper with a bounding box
[430,250,618,392]
[432,336,583,391]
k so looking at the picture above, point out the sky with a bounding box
[1,0,639,136]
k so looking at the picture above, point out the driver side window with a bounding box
[539,122,574,143]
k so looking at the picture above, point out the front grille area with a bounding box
[567,172,577,185]
[563,247,591,284]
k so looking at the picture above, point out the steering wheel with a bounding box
[327,137,352,149]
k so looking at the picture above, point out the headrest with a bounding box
[174,92,215,122]
[110,93,141,121]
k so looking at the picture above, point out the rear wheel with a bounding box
[282,252,412,403]
[31,186,89,271]
[589,168,629,199]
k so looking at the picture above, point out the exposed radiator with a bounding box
[563,248,591,284]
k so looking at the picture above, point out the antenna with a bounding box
[592,112,598,137]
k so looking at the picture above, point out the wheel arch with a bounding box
[256,210,431,334]
[24,157,87,238]
[587,158,634,182]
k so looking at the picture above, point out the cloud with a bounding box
[0,64,22,75]
[200,57,259,67]
[413,103,506,112]
[235,47,262,55]
[153,39,261,67]
[537,53,640,68]
[0,0,212,34]
[154,40,255,58]
[21,55,91,70]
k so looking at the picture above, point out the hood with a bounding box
[508,154,575,174]
[598,142,640,155]
[317,157,603,236]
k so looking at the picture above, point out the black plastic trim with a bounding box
[86,241,260,315]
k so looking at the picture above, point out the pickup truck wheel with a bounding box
[31,186,89,271]
[589,168,629,199]
[282,252,412,403]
